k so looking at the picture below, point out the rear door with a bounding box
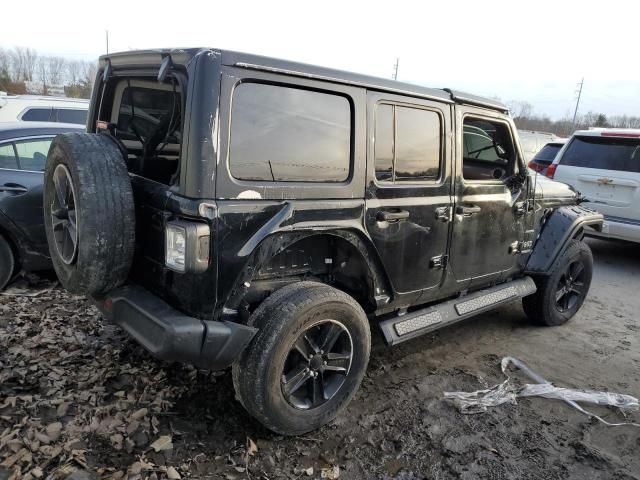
[554,134,640,222]
[365,93,453,297]
[0,136,53,253]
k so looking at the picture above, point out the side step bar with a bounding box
[379,277,537,346]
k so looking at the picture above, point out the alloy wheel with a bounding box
[50,164,79,265]
[555,260,586,313]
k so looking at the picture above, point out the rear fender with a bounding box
[525,205,603,274]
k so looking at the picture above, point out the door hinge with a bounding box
[435,206,452,222]
[430,254,448,269]
[514,201,527,216]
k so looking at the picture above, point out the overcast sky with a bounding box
[2,0,638,119]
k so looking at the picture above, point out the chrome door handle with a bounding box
[0,184,28,194]
[456,205,481,216]
[377,210,410,222]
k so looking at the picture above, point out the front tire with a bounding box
[523,240,593,326]
[232,282,370,435]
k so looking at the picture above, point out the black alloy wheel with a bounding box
[50,163,78,265]
[281,320,353,410]
[554,259,587,313]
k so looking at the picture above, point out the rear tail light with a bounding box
[545,163,557,179]
[528,160,544,172]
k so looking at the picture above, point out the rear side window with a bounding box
[533,143,563,163]
[229,83,351,183]
[14,138,52,171]
[56,108,87,125]
[561,136,640,173]
[374,104,441,182]
[0,144,18,169]
[118,86,181,143]
[22,108,52,122]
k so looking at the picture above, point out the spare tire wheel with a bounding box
[44,133,135,296]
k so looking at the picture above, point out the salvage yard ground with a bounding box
[1,237,639,479]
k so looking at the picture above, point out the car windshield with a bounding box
[532,143,563,163]
[560,136,640,172]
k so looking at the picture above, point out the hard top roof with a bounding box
[100,48,508,113]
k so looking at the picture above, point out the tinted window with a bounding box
[532,143,563,163]
[118,86,181,143]
[0,143,18,169]
[56,108,87,125]
[375,104,441,182]
[15,138,52,171]
[22,108,52,122]
[230,83,351,182]
[374,104,394,181]
[560,136,640,173]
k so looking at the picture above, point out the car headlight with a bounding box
[165,220,210,273]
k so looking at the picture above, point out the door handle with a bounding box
[377,210,410,222]
[0,184,28,194]
[456,205,481,216]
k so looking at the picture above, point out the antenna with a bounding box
[106,30,109,54]
[572,77,584,125]
[392,58,399,80]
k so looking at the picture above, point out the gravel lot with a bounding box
[1,237,639,479]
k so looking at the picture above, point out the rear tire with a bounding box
[232,282,370,435]
[0,234,15,291]
[43,133,135,296]
[523,240,593,326]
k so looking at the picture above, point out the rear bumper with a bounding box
[94,285,257,370]
[587,216,640,243]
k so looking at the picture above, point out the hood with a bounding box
[532,174,579,207]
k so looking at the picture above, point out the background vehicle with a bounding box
[518,130,562,163]
[528,138,567,176]
[552,129,640,243]
[42,48,602,435]
[0,122,84,290]
[0,95,89,125]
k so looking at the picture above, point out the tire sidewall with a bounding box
[0,235,15,290]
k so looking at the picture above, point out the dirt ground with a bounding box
[1,237,639,480]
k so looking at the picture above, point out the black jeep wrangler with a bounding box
[43,48,603,435]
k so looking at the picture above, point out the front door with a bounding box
[365,93,453,297]
[449,109,528,286]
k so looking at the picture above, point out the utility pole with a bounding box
[572,77,584,125]
[106,30,109,54]
[392,58,399,80]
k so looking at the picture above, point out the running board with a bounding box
[379,277,537,346]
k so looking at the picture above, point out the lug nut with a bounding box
[323,361,327,365]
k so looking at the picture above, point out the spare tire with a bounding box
[44,133,135,296]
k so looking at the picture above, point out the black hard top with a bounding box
[100,48,508,113]
[0,122,84,141]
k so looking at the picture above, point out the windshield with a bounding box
[560,136,640,173]
[532,143,563,163]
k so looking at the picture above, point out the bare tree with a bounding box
[20,47,38,81]
[0,47,10,79]
[47,56,66,85]
[67,60,81,85]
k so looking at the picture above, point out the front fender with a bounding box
[525,205,603,274]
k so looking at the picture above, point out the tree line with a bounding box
[0,46,97,98]
[508,100,640,137]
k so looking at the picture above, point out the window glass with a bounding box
[118,86,181,144]
[22,108,52,122]
[230,83,351,182]
[374,104,394,181]
[560,136,640,173]
[56,108,87,125]
[395,107,441,180]
[532,143,562,163]
[463,119,515,181]
[0,143,18,169]
[14,138,52,171]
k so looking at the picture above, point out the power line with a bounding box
[392,58,399,80]
[572,77,584,125]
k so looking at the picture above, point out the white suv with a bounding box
[551,129,640,243]
[0,95,88,125]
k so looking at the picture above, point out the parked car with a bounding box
[518,130,562,163]
[528,138,567,176]
[0,94,89,125]
[551,129,640,243]
[0,122,84,290]
[42,48,602,435]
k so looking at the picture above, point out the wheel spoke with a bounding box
[282,365,312,397]
[53,170,68,208]
[570,262,584,280]
[311,375,325,406]
[324,352,350,374]
[318,323,343,352]
[555,287,567,303]
[293,336,313,359]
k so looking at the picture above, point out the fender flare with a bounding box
[525,205,603,275]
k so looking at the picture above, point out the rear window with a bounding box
[118,86,181,143]
[229,83,351,183]
[21,108,52,122]
[560,136,640,173]
[55,108,87,125]
[532,143,563,163]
